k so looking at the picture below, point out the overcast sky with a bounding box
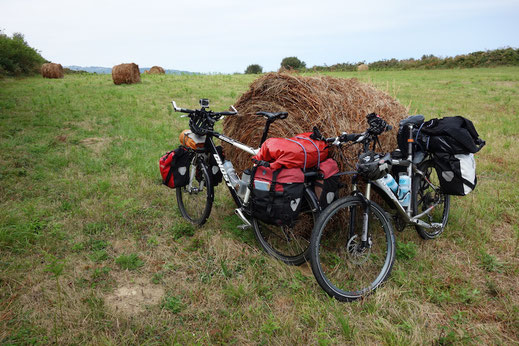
[1,0,518,73]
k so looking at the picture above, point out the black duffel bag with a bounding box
[419,116,485,154]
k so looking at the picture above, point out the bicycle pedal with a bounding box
[237,224,251,230]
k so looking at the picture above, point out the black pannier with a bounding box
[433,152,477,196]
[207,145,225,186]
[251,166,305,226]
[159,146,194,189]
[314,158,340,209]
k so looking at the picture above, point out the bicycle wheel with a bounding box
[252,189,318,266]
[176,154,214,226]
[310,196,395,301]
[412,159,450,239]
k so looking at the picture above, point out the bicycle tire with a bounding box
[310,196,395,301]
[176,155,214,226]
[252,189,318,266]
[412,159,450,239]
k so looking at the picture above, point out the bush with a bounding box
[280,56,306,70]
[0,31,46,76]
[245,64,263,74]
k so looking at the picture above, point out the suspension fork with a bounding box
[361,182,372,247]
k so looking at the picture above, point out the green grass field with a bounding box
[1,67,518,344]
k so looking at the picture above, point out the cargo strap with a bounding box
[295,136,321,170]
[266,170,282,217]
[285,138,307,171]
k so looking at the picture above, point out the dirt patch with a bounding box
[80,137,110,154]
[105,279,164,315]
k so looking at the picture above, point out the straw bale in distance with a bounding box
[223,72,408,174]
[148,66,165,74]
[357,64,369,71]
[112,63,141,85]
[41,63,64,79]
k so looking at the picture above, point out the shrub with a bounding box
[0,31,46,76]
[280,56,306,70]
[245,64,263,74]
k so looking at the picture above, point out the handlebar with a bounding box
[310,113,392,147]
[172,100,238,119]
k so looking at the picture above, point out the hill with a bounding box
[65,65,195,75]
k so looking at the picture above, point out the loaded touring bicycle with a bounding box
[161,99,334,265]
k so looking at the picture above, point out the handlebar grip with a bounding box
[219,111,237,116]
[279,113,288,119]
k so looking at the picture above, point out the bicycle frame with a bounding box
[354,124,444,231]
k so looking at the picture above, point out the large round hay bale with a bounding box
[357,64,369,71]
[148,66,165,74]
[41,63,64,79]
[223,73,408,174]
[112,63,141,85]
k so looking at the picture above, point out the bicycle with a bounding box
[308,113,450,301]
[170,99,321,265]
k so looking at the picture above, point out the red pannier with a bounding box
[159,146,193,188]
[252,132,328,171]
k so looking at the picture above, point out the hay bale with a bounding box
[112,63,141,85]
[357,64,369,71]
[41,63,64,79]
[223,73,408,174]
[148,66,165,74]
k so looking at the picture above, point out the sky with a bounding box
[1,0,519,73]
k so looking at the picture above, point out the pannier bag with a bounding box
[207,145,224,186]
[252,132,328,171]
[433,152,477,196]
[179,129,206,150]
[159,146,193,188]
[314,158,340,209]
[251,165,305,226]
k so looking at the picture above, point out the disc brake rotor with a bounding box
[346,235,372,265]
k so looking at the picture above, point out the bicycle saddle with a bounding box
[399,115,424,127]
[256,111,288,121]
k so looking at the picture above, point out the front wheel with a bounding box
[310,196,395,301]
[252,189,318,266]
[176,155,214,226]
[412,159,450,239]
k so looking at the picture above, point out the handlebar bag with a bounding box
[252,132,328,171]
[313,158,340,209]
[251,166,305,226]
[179,129,206,150]
[433,152,477,196]
[207,145,225,186]
[159,146,193,188]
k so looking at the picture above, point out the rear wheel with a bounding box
[310,196,395,301]
[176,155,214,226]
[412,159,450,239]
[252,189,318,266]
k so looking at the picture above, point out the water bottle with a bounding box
[398,174,411,207]
[237,170,251,199]
[381,174,399,195]
[223,160,240,188]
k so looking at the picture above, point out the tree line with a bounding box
[245,48,519,74]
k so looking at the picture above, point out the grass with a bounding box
[1,68,519,344]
